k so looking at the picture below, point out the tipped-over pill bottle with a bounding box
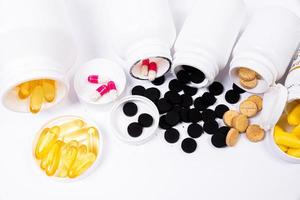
[172,0,246,87]
[230,6,300,94]
[0,0,76,112]
[105,0,176,80]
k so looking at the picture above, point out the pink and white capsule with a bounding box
[87,75,109,84]
[148,62,157,81]
[107,81,118,100]
[90,84,109,101]
[141,59,150,76]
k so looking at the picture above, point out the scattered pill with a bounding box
[232,114,249,132]
[225,89,240,104]
[141,59,150,76]
[164,128,180,144]
[211,133,227,148]
[202,109,216,122]
[247,95,263,111]
[181,138,197,153]
[123,102,138,117]
[194,97,208,111]
[138,113,153,127]
[188,108,202,123]
[144,87,161,103]
[226,128,240,147]
[214,104,229,119]
[232,83,246,94]
[208,82,224,96]
[217,126,230,135]
[239,100,258,117]
[179,108,189,123]
[87,75,109,84]
[169,79,183,92]
[201,92,217,106]
[180,94,193,108]
[223,110,240,127]
[183,85,198,96]
[127,122,143,137]
[246,124,265,142]
[148,62,157,81]
[107,81,118,100]
[189,69,205,84]
[159,115,171,130]
[90,84,109,101]
[156,98,173,114]
[165,110,180,127]
[132,85,146,96]
[203,120,219,135]
[187,123,203,138]
[164,91,181,105]
[151,75,165,86]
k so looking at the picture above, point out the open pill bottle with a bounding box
[105,0,176,80]
[259,49,300,163]
[172,0,245,87]
[0,0,76,113]
[230,6,300,94]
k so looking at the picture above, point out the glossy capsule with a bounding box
[42,79,56,103]
[35,126,60,160]
[18,82,32,99]
[274,125,300,148]
[287,104,300,126]
[292,124,300,137]
[287,148,300,158]
[58,119,86,138]
[56,141,78,177]
[278,144,288,152]
[40,140,64,176]
[87,127,99,155]
[30,85,44,113]
[62,127,90,143]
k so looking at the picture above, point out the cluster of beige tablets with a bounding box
[238,67,259,89]
[223,95,265,146]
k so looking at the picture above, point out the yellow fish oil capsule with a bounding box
[287,148,300,158]
[274,125,300,148]
[59,119,86,138]
[35,126,60,160]
[56,142,78,177]
[30,85,44,113]
[278,144,288,152]
[18,82,32,99]
[287,104,300,126]
[87,127,99,155]
[292,124,300,137]
[62,127,90,143]
[68,151,96,179]
[42,79,56,103]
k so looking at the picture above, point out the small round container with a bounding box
[110,95,159,145]
[74,58,126,105]
[32,115,103,181]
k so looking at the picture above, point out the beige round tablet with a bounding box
[226,128,240,147]
[248,95,263,111]
[223,110,240,127]
[232,114,249,132]
[246,124,265,142]
[240,78,258,89]
[239,100,258,117]
[238,67,257,81]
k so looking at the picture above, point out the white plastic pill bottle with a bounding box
[260,48,300,163]
[172,0,246,87]
[105,0,176,80]
[0,0,76,112]
[230,6,300,94]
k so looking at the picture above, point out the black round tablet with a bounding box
[183,85,198,96]
[194,97,208,111]
[203,120,219,135]
[164,128,180,143]
[164,91,181,105]
[218,126,230,136]
[187,123,203,138]
[165,110,180,126]
[151,76,165,86]
[156,98,172,114]
[232,83,246,94]
[179,108,189,122]
[144,87,161,103]
[181,138,197,153]
[176,70,190,84]
[132,85,145,96]
[182,65,198,73]
[211,133,227,148]
[123,102,138,117]
[138,113,153,127]
[159,115,171,130]
[225,90,240,104]
[214,104,229,119]
[127,122,143,137]
[202,109,216,122]
[180,94,193,108]
[208,82,224,96]
[201,92,217,106]
[190,70,205,84]
[169,79,183,92]
[171,105,182,113]
[188,108,202,123]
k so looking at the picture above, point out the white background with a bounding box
[1,0,300,199]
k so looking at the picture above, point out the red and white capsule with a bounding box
[107,81,118,100]
[87,75,109,84]
[148,62,157,81]
[90,84,109,101]
[141,59,150,76]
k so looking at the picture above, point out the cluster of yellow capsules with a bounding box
[34,118,99,179]
[274,101,300,158]
[17,79,56,113]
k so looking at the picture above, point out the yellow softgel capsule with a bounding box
[287,104,300,126]
[287,148,300,158]
[30,85,44,113]
[58,119,86,138]
[35,126,59,160]
[18,82,32,99]
[56,141,78,178]
[42,79,56,103]
[292,124,300,137]
[87,127,99,155]
[62,127,90,143]
[274,125,300,148]
[68,145,96,178]
[40,140,64,176]
[278,144,288,152]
